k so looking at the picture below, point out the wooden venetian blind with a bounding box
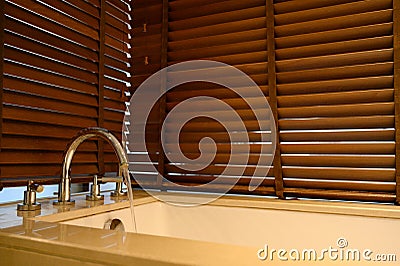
[129,0,400,203]
[275,0,396,202]
[128,0,164,188]
[164,0,274,194]
[129,0,277,195]
[0,0,130,186]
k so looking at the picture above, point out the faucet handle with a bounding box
[30,182,44,193]
[17,180,42,211]
[98,176,127,198]
[86,175,104,201]
[98,176,124,183]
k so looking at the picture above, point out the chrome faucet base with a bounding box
[110,190,128,197]
[86,194,104,201]
[53,199,75,206]
[110,181,127,197]
[17,202,41,211]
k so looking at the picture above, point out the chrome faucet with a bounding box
[53,127,130,205]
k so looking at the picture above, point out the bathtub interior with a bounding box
[60,200,400,253]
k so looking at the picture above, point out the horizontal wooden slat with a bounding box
[105,36,128,53]
[282,167,395,182]
[103,120,125,132]
[279,103,394,118]
[169,17,266,41]
[274,0,359,14]
[165,143,274,154]
[276,36,393,60]
[106,2,128,22]
[3,89,98,118]
[133,35,163,49]
[0,151,98,164]
[283,188,395,202]
[275,9,393,37]
[170,0,265,21]
[106,24,129,41]
[67,0,100,18]
[164,109,271,123]
[105,65,129,82]
[169,39,267,60]
[278,76,393,95]
[129,163,159,173]
[277,62,393,84]
[165,153,273,166]
[169,29,266,52]
[275,0,392,26]
[278,88,394,107]
[105,56,129,73]
[2,135,97,151]
[284,178,395,192]
[1,165,99,179]
[83,0,100,9]
[128,154,160,164]
[131,23,162,38]
[196,51,268,68]
[279,116,394,130]
[167,94,269,111]
[280,129,395,142]
[162,182,276,196]
[104,77,129,92]
[2,120,92,139]
[107,0,129,13]
[104,109,125,123]
[166,164,274,177]
[165,175,275,186]
[166,120,273,132]
[280,142,395,154]
[169,6,266,31]
[163,131,270,143]
[167,73,267,88]
[276,49,393,72]
[3,105,98,128]
[104,99,126,112]
[105,13,129,35]
[281,155,394,168]
[276,22,393,49]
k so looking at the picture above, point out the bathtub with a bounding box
[59,194,399,263]
[1,193,399,265]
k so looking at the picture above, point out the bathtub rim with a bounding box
[33,191,400,224]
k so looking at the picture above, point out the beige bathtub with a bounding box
[1,192,399,265]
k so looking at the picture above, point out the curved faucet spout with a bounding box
[53,127,129,205]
